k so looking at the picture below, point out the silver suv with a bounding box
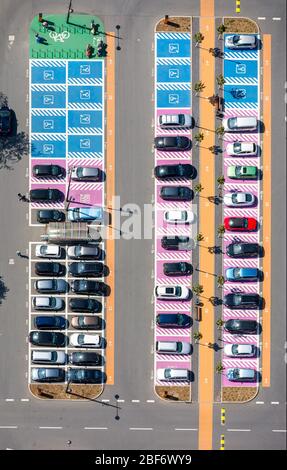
[32,296,64,311]
[225,35,257,49]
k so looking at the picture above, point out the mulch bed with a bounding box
[155,385,191,402]
[221,386,258,403]
[156,17,191,32]
[30,384,103,400]
[224,18,259,34]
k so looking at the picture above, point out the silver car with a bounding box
[225,34,257,49]
[158,114,192,129]
[223,192,255,207]
[71,167,101,181]
[67,244,101,260]
[32,296,64,311]
[224,344,256,358]
[31,368,65,382]
[31,350,67,364]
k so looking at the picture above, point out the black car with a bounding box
[35,262,65,276]
[69,351,104,366]
[71,280,107,295]
[154,136,191,151]
[68,262,104,277]
[37,210,65,224]
[161,236,193,251]
[29,188,64,202]
[0,106,12,135]
[163,262,192,276]
[160,186,193,201]
[226,242,260,258]
[32,165,65,178]
[224,293,261,309]
[33,316,67,330]
[29,331,66,347]
[154,164,195,180]
[69,297,102,313]
[67,368,105,384]
[156,313,191,328]
[225,319,258,334]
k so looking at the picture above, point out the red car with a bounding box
[224,217,257,232]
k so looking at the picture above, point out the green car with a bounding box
[227,166,258,180]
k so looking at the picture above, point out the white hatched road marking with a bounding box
[223,334,258,344]
[156,302,191,312]
[156,252,191,261]
[223,259,259,267]
[156,328,190,337]
[223,310,258,319]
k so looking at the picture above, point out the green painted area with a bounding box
[29,14,105,59]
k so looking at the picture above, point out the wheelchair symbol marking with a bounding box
[236,64,246,74]
[168,94,179,104]
[80,138,91,149]
[169,68,179,79]
[80,114,91,124]
[169,43,179,54]
[43,95,54,105]
[43,71,54,80]
[80,90,90,100]
[43,120,54,129]
[43,144,54,154]
[80,65,91,75]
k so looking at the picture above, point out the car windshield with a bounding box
[233,268,241,278]
[235,166,242,176]
[228,118,237,129]
[231,345,239,355]
[232,244,242,254]
[78,335,85,345]
[231,194,238,203]
[38,369,47,379]
[165,369,171,379]
[233,295,241,305]
[75,246,83,257]
[233,142,241,152]
[175,287,181,296]
[177,343,183,353]
[166,288,174,294]
[233,35,240,44]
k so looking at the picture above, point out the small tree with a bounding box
[194,183,204,195]
[208,145,218,154]
[217,23,226,39]
[193,331,203,343]
[216,74,225,88]
[217,275,225,287]
[217,175,225,188]
[208,94,219,106]
[216,319,225,329]
[192,284,204,296]
[194,80,206,95]
[217,224,225,238]
[216,362,224,374]
[194,132,204,146]
[215,126,225,139]
[196,232,204,242]
[194,32,204,47]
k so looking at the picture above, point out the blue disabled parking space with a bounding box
[68,135,103,155]
[157,89,190,109]
[31,88,66,109]
[157,64,191,83]
[31,61,66,84]
[156,33,191,58]
[224,85,258,104]
[224,60,258,80]
[32,113,66,133]
[68,61,103,83]
[31,138,66,158]
[68,86,102,105]
[68,110,103,130]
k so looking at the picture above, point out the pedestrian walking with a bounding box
[42,21,48,28]
[67,440,72,446]
[16,251,22,257]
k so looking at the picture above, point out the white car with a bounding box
[222,116,257,132]
[223,192,255,207]
[156,341,191,355]
[164,210,195,224]
[69,333,103,348]
[158,114,192,129]
[224,344,256,358]
[71,167,101,181]
[225,35,257,49]
[157,368,190,381]
[32,296,64,311]
[35,245,62,258]
[226,142,257,156]
[155,285,190,300]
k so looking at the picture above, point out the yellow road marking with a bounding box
[262,35,271,387]
[220,434,225,450]
[221,408,226,425]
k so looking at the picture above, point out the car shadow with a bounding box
[103,265,110,277]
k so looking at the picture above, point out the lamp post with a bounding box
[116,25,121,51]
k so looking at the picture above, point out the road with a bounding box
[0,0,285,450]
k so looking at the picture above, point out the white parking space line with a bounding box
[20,399,30,402]
[38,426,63,429]
[272,17,281,20]
[129,428,153,431]
[117,399,125,403]
[256,401,264,404]
[0,426,18,429]
[146,399,155,403]
[84,427,108,430]
[227,429,251,432]
[257,17,266,20]
[175,428,197,431]
[131,399,140,403]
[272,429,286,432]
[271,401,279,405]
[5,399,15,402]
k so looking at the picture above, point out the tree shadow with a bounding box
[0,131,29,170]
[0,278,9,303]
[208,195,223,205]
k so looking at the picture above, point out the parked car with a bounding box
[71,167,102,181]
[164,210,195,224]
[223,192,255,207]
[154,136,191,151]
[156,341,191,355]
[35,244,62,258]
[224,344,256,358]
[160,186,193,201]
[224,293,261,310]
[227,165,258,180]
[69,351,103,366]
[32,164,64,178]
[158,114,192,129]
[31,368,65,383]
[0,106,12,135]
[69,297,102,313]
[155,285,190,300]
[68,262,104,277]
[223,116,257,132]
[34,279,68,294]
[157,368,190,381]
[31,350,67,365]
[226,141,257,156]
[33,316,67,330]
[37,209,65,223]
[67,368,105,384]
[161,236,193,251]
[67,207,104,222]
[225,34,257,49]
[70,280,106,295]
[29,331,66,347]
[69,333,103,348]
[32,296,64,311]
[224,319,258,334]
[29,188,64,202]
[224,217,257,232]
[156,313,191,328]
[225,267,261,282]
[35,262,65,276]
[163,262,192,276]
[226,242,260,258]
[154,164,195,180]
[71,315,103,330]
[226,368,256,382]
[67,245,102,260]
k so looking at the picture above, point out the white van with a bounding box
[157,368,190,381]
[31,350,66,365]
[156,341,191,355]
[223,116,257,132]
